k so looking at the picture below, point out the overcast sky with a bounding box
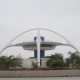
[0,0,80,58]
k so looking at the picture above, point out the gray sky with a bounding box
[0,0,80,58]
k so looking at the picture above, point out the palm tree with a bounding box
[0,55,22,69]
[66,52,80,68]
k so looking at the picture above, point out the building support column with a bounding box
[37,28,41,67]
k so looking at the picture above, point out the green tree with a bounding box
[46,53,65,68]
[0,55,22,69]
[31,61,38,68]
[66,58,71,67]
[66,52,80,68]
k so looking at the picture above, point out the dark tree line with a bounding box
[0,52,80,70]
[0,55,22,69]
[46,53,65,68]
[66,52,80,68]
[46,52,80,69]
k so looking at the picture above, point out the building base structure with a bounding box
[21,58,49,68]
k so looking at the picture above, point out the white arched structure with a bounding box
[0,28,79,66]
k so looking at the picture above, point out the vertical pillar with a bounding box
[37,28,41,67]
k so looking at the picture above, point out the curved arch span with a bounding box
[0,28,79,55]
